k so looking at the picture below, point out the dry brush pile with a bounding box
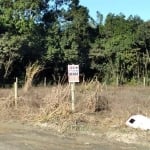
[0,82,150,132]
[0,81,109,131]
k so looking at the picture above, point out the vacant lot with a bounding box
[0,83,150,149]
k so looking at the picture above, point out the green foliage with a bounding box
[61,2,90,74]
[0,33,26,78]
[0,0,150,85]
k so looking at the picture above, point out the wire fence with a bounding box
[0,77,58,88]
[0,78,17,88]
[0,76,149,89]
[0,77,34,88]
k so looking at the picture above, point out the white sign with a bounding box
[68,65,79,83]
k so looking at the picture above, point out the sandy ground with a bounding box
[0,121,149,150]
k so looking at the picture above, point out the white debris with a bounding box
[126,114,150,130]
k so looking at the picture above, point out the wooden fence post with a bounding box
[14,77,18,108]
[44,77,47,87]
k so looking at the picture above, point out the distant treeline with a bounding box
[0,0,150,85]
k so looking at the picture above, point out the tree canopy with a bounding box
[0,0,150,85]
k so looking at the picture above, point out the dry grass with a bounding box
[0,82,150,133]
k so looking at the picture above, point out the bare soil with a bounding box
[0,121,149,150]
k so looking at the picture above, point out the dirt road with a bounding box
[0,121,149,150]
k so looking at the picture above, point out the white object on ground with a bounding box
[126,114,150,130]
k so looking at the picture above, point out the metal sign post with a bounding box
[68,65,79,112]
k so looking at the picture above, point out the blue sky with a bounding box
[79,0,150,21]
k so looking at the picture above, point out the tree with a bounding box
[61,0,90,75]
[89,13,142,84]
[135,21,150,80]
[0,33,26,78]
